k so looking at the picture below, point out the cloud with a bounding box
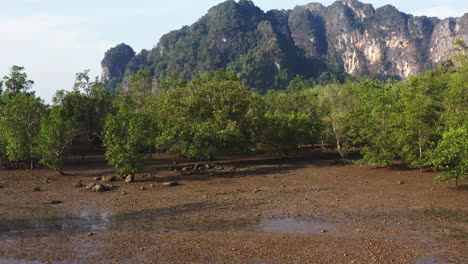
[413,6,468,19]
[0,14,111,103]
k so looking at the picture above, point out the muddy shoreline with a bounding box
[0,150,466,263]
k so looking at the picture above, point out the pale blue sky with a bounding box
[1,0,467,103]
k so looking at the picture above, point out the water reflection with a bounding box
[0,211,335,235]
[259,215,335,234]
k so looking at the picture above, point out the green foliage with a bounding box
[349,79,399,165]
[317,83,356,158]
[53,70,114,147]
[261,112,317,155]
[394,77,440,167]
[155,70,260,159]
[260,81,320,155]
[116,70,154,111]
[103,108,153,175]
[428,124,467,187]
[36,106,75,170]
[2,66,35,99]
[0,94,44,168]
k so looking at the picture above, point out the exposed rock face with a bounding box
[101,0,468,90]
[430,14,468,64]
[101,43,135,83]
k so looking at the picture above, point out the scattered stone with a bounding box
[397,180,405,185]
[92,184,112,192]
[140,187,147,191]
[74,180,84,188]
[85,183,96,190]
[125,175,135,183]
[41,178,51,184]
[32,187,41,192]
[163,181,179,187]
[93,176,102,181]
[253,189,260,193]
[320,229,328,233]
[51,200,62,204]
[172,161,178,165]
[101,176,116,182]
[87,232,94,236]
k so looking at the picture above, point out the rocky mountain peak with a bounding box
[101,43,135,83]
[101,0,468,92]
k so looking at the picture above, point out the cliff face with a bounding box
[101,0,468,91]
[290,0,468,79]
[100,43,135,83]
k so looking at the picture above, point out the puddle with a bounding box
[414,257,444,264]
[258,215,335,234]
[1,211,335,235]
[0,212,110,233]
[0,259,44,264]
[0,211,255,234]
[0,260,76,264]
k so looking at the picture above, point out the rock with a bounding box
[42,178,51,184]
[320,229,328,233]
[0,183,5,188]
[163,181,179,187]
[101,43,135,83]
[85,183,96,190]
[51,200,62,204]
[397,180,405,185]
[182,167,189,172]
[92,184,109,192]
[101,176,116,182]
[253,189,260,193]
[125,175,135,183]
[93,176,102,181]
[32,187,41,192]
[121,191,127,195]
[74,180,84,188]
[87,232,94,236]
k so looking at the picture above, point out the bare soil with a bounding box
[0,149,466,263]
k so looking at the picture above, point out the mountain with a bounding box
[100,0,468,93]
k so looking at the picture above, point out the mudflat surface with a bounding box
[0,149,466,263]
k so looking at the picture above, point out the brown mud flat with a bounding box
[0,149,466,263]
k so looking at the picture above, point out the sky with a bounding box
[1,0,467,103]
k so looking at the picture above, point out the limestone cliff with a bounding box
[101,0,468,90]
[100,43,135,84]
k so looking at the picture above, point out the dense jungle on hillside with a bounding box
[101,0,468,94]
[0,40,466,186]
